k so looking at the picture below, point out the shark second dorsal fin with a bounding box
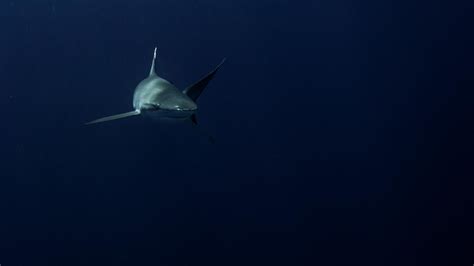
[149,47,157,76]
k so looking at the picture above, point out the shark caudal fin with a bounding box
[85,110,140,125]
[184,58,226,101]
[189,114,216,143]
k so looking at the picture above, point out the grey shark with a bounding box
[85,47,225,125]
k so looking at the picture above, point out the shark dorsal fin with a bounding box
[149,47,157,76]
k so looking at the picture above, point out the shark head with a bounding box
[158,95,197,112]
[135,87,198,113]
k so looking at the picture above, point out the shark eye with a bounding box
[142,103,159,110]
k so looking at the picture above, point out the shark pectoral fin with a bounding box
[85,110,140,125]
[183,58,226,101]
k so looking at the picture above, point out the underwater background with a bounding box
[0,0,472,265]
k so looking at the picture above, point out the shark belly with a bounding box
[145,109,195,121]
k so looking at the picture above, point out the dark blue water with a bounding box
[0,1,472,265]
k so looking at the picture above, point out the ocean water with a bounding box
[0,1,472,265]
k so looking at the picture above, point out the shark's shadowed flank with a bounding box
[85,47,225,125]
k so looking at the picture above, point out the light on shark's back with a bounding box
[85,47,225,127]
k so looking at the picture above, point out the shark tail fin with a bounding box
[189,114,216,143]
[190,114,198,125]
[85,110,140,125]
[184,58,226,101]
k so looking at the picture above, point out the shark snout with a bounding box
[175,102,197,111]
[165,98,197,112]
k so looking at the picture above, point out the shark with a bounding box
[85,47,225,125]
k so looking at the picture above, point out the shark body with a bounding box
[86,47,225,125]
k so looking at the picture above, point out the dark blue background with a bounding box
[0,1,473,265]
